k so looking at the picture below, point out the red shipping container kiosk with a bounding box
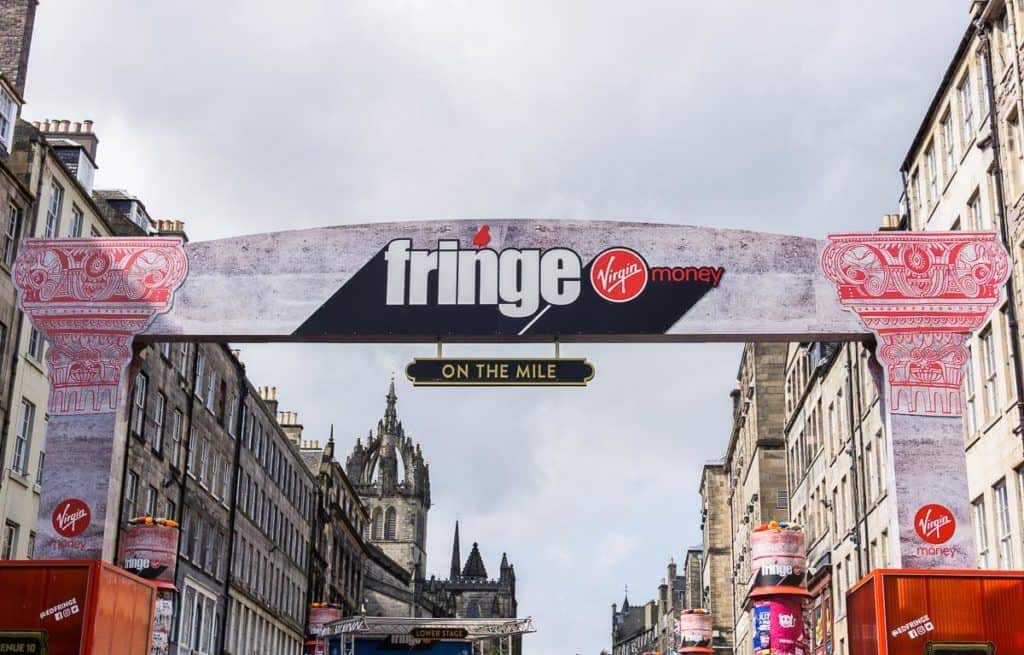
[847,569,1024,655]
[0,560,157,655]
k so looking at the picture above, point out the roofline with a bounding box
[900,21,977,172]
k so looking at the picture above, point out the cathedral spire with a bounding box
[450,521,462,580]
[384,374,398,433]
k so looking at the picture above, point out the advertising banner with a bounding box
[143,221,864,340]
[309,606,343,636]
[119,521,180,585]
[749,523,807,597]
[766,597,806,655]
[678,610,712,648]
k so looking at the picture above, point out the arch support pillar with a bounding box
[822,231,1009,569]
[13,238,188,560]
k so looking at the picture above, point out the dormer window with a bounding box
[0,86,16,156]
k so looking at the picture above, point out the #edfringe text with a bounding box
[40,597,80,622]
[891,614,935,640]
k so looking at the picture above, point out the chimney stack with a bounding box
[258,386,278,415]
[276,409,303,446]
[150,219,189,242]
[0,0,38,97]
[37,117,100,161]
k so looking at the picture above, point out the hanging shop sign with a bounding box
[410,628,469,640]
[406,357,594,386]
[0,631,47,654]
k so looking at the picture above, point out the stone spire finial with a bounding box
[450,521,462,580]
[383,376,398,433]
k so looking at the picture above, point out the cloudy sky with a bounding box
[27,2,966,653]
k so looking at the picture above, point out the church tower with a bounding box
[346,378,431,579]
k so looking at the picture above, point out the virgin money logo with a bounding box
[53,498,91,538]
[590,248,649,303]
[914,504,955,545]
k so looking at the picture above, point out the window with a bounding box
[177,342,190,374]
[777,489,789,510]
[44,181,62,239]
[205,369,217,411]
[179,582,218,655]
[981,327,1000,420]
[194,351,206,399]
[942,112,956,176]
[12,399,35,474]
[124,471,139,521]
[2,203,19,266]
[145,485,157,517]
[1008,112,1023,196]
[69,204,84,238]
[2,521,18,559]
[169,409,183,469]
[187,427,197,474]
[220,459,230,504]
[994,479,1013,568]
[978,52,990,116]
[152,393,165,454]
[384,507,397,540]
[965,345,978,438]
[959,74,975,146]
[926,144,938,206]
[969,190,989,229]
[130,372,147,439]
[35,451,44,485]
[0,86,16,152]
[199,438,210,485]
[372,508,382,540]
[27,327,43,361]
[164,498,176,522]
[26,532,34,560]
[910,170,922,219]
[159,341,171,360]
[974,497,990,568]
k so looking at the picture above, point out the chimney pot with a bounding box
[59,119,70,132]
[72,121,81,132]
[82,120,93,133]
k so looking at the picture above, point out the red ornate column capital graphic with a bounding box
[13,238,188,415]
[821,232,1009,416]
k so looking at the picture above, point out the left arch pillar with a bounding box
[13,238,188,561]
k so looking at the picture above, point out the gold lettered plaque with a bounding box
[406,357,594,387]
[0,631,47,655]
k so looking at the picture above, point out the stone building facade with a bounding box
[609,556,690,655]
[782,340,888,655]
[722,343,789,655]
[698,462,733,654]
[300,428,369,617]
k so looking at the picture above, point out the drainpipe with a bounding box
[853,346,872,574]
[976,20,1024,455]
[217,354,248,655]
[172,341,201,641]
[843,345,864,579]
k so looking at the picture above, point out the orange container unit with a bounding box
[847,569,1024,655]
[0,560,156,655]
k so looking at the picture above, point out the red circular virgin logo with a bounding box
[52,498,91,538]
[590,247,649,302]
[914,503,956,545]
